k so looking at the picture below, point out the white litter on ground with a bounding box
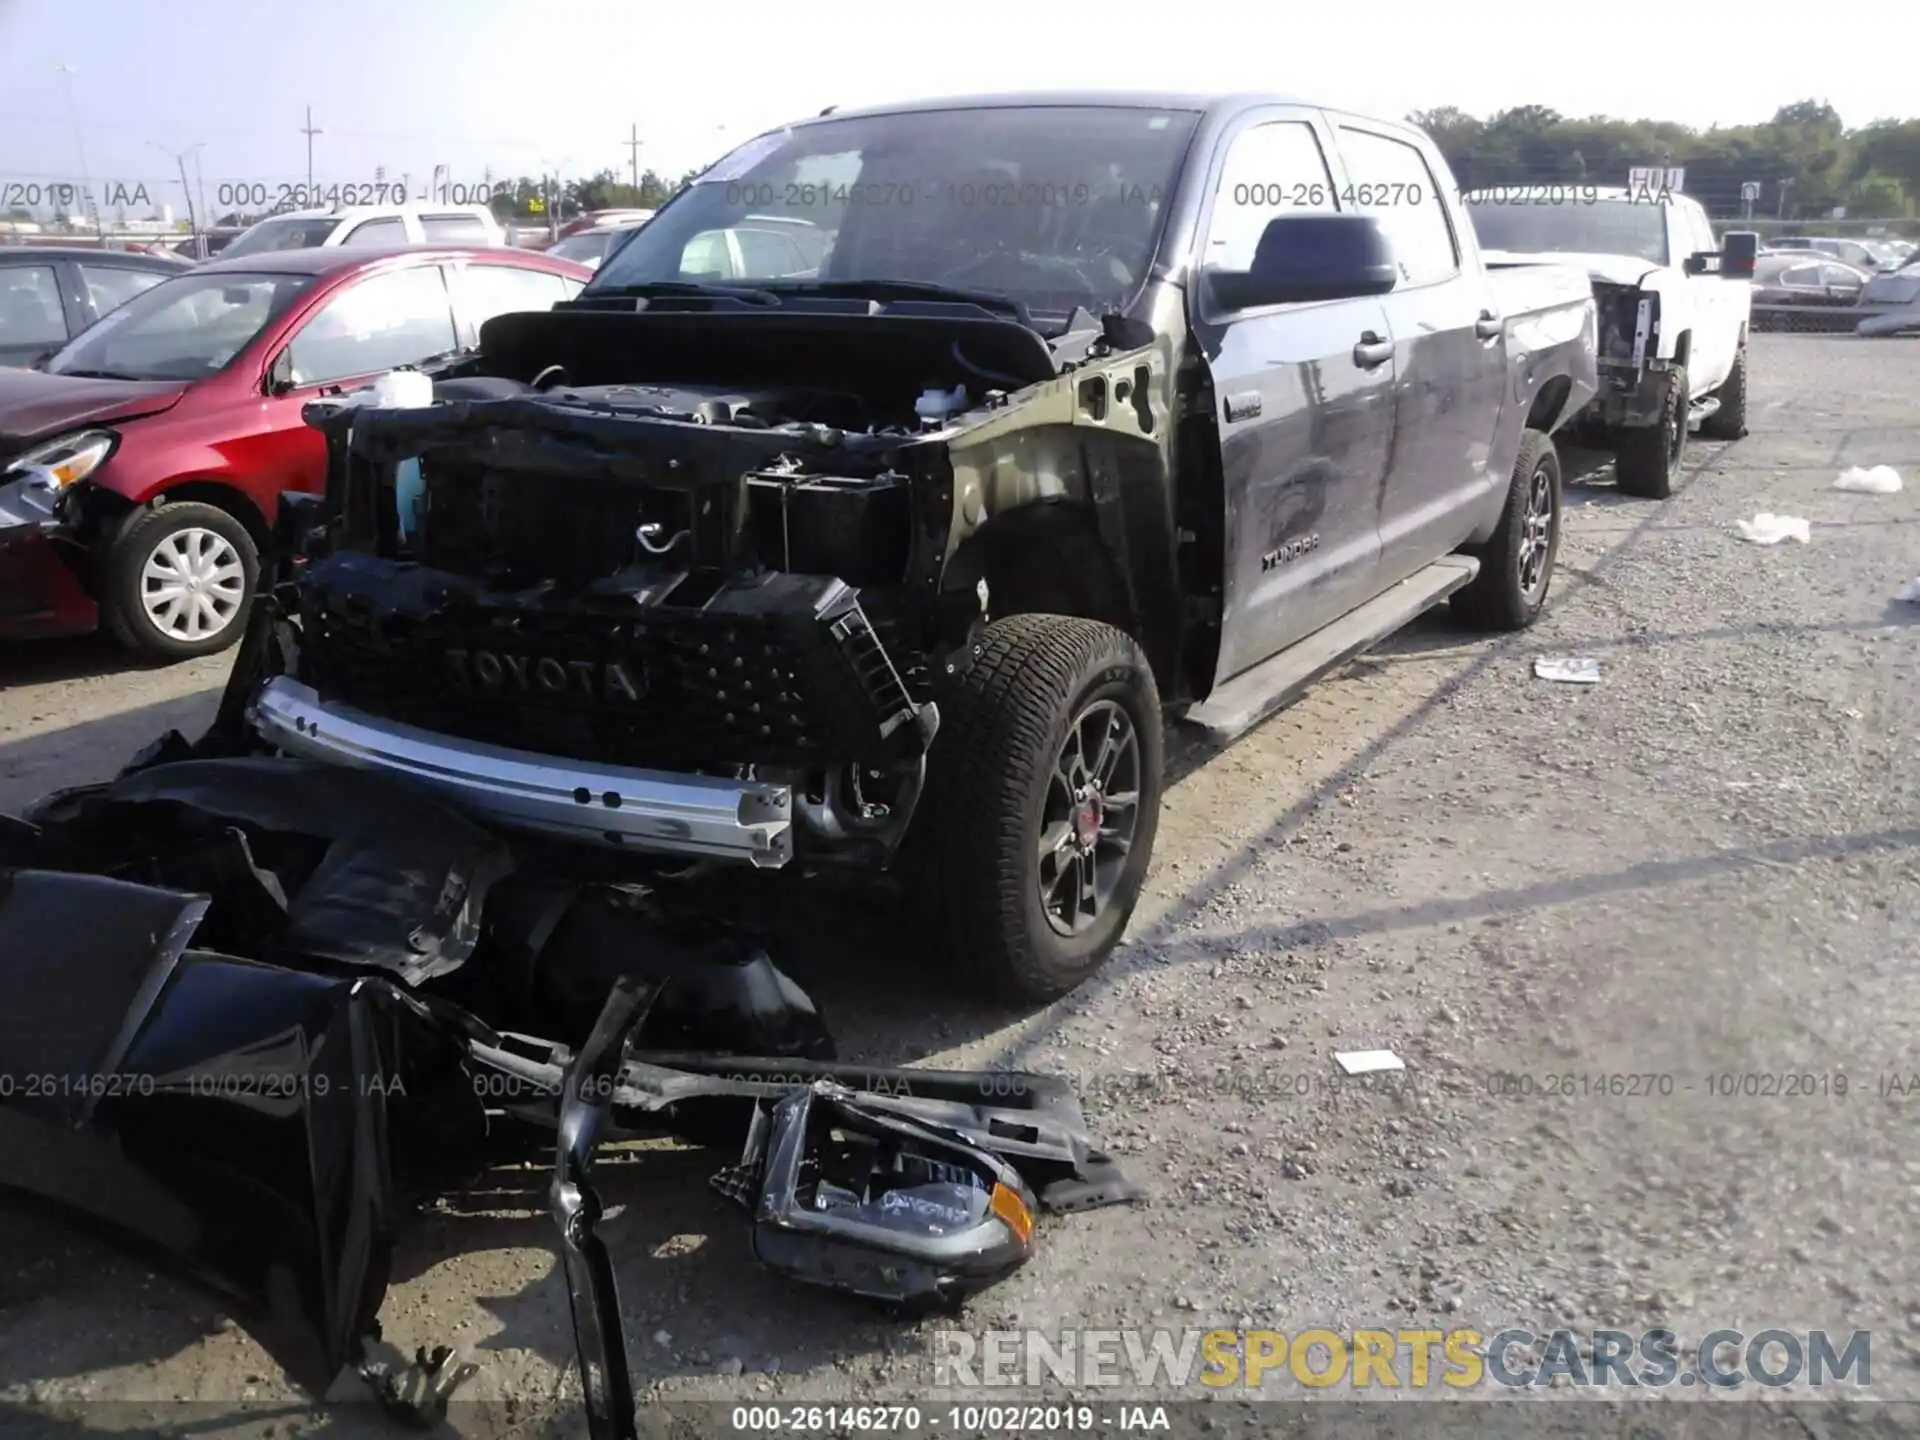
[1533,657,1602,685]
[1335,1049,1406,1076]
[1735,513,1812,545]
[1896,576,1920,604]
[1833,465,1904,494]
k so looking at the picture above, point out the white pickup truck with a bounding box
[1466,185,1760,498]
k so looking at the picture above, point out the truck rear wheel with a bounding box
[1613,365,1688,499]
[913,614,1163,1004]
[1699,343,1748,439]
[1452,428,1561,632]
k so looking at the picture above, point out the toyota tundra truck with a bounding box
[230,92,1598,1003]
[1466,184,1759,499]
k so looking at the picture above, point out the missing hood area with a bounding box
[0,735,1137,1436]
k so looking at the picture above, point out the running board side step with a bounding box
[1687,395,1722,428]
[1178,555,1480,742]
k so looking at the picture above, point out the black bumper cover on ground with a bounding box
[0,755,1137,1433]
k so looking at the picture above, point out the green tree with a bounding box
[1416,98,1918,221]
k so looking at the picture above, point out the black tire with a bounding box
[912,614,1163,1004]
[1451,428,1562,632]
[102,500,259,660]
[1699,343,1749,439]
[1613,365,1688,499]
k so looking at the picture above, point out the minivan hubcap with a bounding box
[142,527,245,641]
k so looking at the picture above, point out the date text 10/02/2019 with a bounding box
[728,1405,1170,1433]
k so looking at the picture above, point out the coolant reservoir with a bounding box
[368,369,434,539]
[372,369,434,407]
[915,384,969,428]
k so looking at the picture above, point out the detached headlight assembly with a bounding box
[5,429,118,491]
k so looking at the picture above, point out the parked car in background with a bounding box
[1751,254,1869,309]
[677,213,830,280]
[546,219,649,271]
[0,248,192,367]
[1767,235,1897,273]
[1466,186,1757,499]
[0,245,590,656]
[220,205,504,259]
[554,208,656,242]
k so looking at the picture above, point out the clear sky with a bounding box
[2,0,1914,207]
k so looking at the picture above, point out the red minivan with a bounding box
[0,245,591,659]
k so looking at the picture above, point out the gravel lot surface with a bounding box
[0,334,1915,1436]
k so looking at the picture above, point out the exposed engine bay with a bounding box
[239,293,1175,878]
[0,739,1137,1439]
[1573,280,1666,432]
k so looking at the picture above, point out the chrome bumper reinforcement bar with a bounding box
[247,677,793,867]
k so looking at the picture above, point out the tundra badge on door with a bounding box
[1260,533,1321,572]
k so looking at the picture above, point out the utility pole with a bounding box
[301,106,322,192]
[626,123,642,198]
[54,63,103,240]
[147,141,202,254]
[192,146,209,253]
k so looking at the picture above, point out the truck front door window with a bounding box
[1334,127,1459,287]
[1202,120,1338,276]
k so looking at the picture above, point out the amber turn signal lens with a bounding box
[989,1182,1034,1243]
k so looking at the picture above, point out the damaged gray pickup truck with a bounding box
[242,91,1600,1003]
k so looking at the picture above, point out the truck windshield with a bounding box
[1467,198,1669,266]
[587,104,1202,326]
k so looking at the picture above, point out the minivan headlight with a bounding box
[4,429,118,491]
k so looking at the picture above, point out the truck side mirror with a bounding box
[1208,213,1399,312]
[1719,231,1760,280]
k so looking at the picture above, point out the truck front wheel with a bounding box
[1699,343,1749,439]
[913,614,1164,1004]
[1613,365,1689,499]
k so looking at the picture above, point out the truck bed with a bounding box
[1487,261,1599,330]
[1484,261,1600,468]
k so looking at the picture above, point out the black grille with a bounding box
[294,553,928,772]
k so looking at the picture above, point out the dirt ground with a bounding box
[1,334,1916,1437]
